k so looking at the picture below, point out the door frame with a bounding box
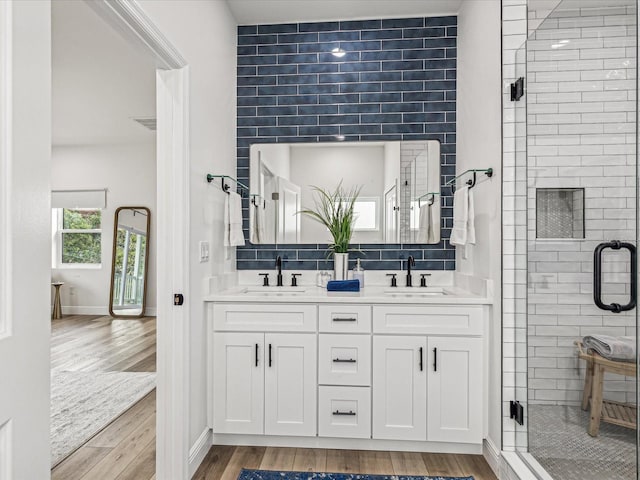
[85,1,190,478]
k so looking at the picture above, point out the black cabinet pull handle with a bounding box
[332,317,356,322]
[594,240,637,313]
[433,347,437,372]
[333,358,356,363]
[332,410,356,416]
[419,347,423,371]
[268,343,272,367]
[255,343,258,367]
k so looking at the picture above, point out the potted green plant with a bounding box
[298,182,362,280]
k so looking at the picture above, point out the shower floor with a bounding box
[529,405,636,480]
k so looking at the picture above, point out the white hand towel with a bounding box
[417,203,431,244]
[429,199,441,244]
[250,202,266,244]
[449,185,469,246]
[464,187,476,258]
[224,191,245,247]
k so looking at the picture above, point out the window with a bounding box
[53,208,102,267]
[348,197,380,231]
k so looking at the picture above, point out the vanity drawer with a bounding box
[318,386,371,439]
[319,334,371,386]
[319,305,371,333]
[373,305,483,335]
[212,303,317,332]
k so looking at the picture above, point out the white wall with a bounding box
[51,143,157,314]
[136,0,238,451]
[290,144,385,243]
[457,0,502,451]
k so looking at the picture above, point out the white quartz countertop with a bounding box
[203,284,491,305]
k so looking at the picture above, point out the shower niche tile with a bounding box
[536,188,584,239]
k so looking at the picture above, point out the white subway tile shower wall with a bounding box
[526,4,637,408]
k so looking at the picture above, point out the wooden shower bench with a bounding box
[575,340,637,436]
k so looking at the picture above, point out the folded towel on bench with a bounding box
[583,335,636,362]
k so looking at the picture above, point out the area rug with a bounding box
[50,370,156,467]
[238,469,474,480]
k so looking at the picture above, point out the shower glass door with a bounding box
[514,1,639,479]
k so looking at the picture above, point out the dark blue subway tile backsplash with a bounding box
[236,16,457,271]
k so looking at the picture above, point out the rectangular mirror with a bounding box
[249,140,441,245]
[109,206,150,318]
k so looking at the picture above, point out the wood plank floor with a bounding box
[51,314,157,480]
[193,446,498,480]
[51,315,497,480]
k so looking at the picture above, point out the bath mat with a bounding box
[238,469,474,480]
[50,370,156,467]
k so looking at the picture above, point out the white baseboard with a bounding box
[483,437,501,479]
[212,433,482,454]
[189,428,213,478]
[58,306,157,316]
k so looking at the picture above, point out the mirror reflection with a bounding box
[249,140,441,245]
[109,207,150,317]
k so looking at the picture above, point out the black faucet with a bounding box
[405,255,415,287]
[275,255,283,287]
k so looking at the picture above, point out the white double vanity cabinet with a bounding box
[206,284,490,454]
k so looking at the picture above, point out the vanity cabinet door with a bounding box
[427,336,482,444]
[264,333,317,436]
[372,335,427,441]
[212,332,264,434]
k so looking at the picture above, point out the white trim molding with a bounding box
[188,428,212,478]
[0,0,12,340]
[59,306,157,317]
[156,65,191,480]
[85,0,186,70]
[482,438,501,479]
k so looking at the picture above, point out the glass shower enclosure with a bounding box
[507,1,639,479]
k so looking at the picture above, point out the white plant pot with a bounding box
[333,252,349,281]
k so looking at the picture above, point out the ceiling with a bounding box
[52,1,156,146]
[225,0,463,24]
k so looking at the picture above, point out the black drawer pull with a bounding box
[433,347,437,372]
[333,358,356,363]
[268,343,272,367]
[332,317,357,322]
[333,410,356,416]
[419,347,423,371]
[255,343,259,367]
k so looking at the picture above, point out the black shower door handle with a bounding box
[593,240,637,313]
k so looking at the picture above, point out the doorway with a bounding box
[50,0,158,474]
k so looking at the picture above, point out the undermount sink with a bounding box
[383,287,448,297]
[240,287,307,296]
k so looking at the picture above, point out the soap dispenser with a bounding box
[353,258,365,288]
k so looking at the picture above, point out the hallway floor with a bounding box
[51,314,156,479]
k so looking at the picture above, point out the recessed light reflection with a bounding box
[331,47,346,58]
[335,134,346,141]
[551,39,570,49]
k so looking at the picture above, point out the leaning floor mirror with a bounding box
[109,206,150,318]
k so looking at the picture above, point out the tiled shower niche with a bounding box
[536,188,585,239]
